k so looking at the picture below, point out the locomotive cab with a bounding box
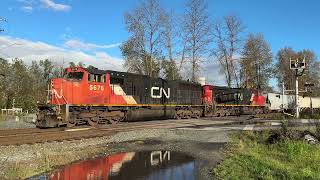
[50,67,87,105]
[49,67,109,105]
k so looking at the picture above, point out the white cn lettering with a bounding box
[151,87,170,99]
[150,151,171,166]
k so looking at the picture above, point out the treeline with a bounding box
[121,0,320,93]
[0,58,64,111]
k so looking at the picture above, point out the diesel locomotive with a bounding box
[36,66,266,128]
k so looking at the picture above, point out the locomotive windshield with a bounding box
[64,72,84,81]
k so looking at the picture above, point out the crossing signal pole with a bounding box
[290,57,306,118]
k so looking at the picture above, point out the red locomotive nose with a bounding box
[49,78,67,105]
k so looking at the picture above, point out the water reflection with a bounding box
[29,151,198,180]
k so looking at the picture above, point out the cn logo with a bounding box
[52,89,63,99]
[150,151,171,166]
[151,87,170,99]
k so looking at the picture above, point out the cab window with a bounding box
[88,74,105,83]
[64,72,84,81]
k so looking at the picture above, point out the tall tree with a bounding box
[212,15,245,87]
[275,48,320,95]
[161,10,181,80]
[121,0,166,78]
[0,58,10,108]
[29,61,47,104]
[69,61,85,68]
[40,59,54,83]
[10,59,34,110]
[240,33,273,90]
[182,0,212,82]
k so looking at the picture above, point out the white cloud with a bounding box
[200,61,226,86]
[64,39,121,51]
[178,58,226,86]
[21,6,33,13]
[0,36,123,71]
[40,0,71,12]
[16,0,36,13]
[16,0,35,4]
[0,36,226,85]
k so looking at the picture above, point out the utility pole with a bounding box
[290,57,306,118]
[282,82,285,110]
[295,76,299,118]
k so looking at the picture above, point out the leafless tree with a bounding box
[212,15,245,87]
[240,33,273,89]
[161,10,181,80]
[121,0,166,78]
[182,0,212,82]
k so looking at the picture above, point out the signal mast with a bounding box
[289,57,306,118]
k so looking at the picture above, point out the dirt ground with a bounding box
[0,128,231,179]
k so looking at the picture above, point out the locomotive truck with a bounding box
[36,66,266,128]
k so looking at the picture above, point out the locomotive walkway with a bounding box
[0,116,317,146]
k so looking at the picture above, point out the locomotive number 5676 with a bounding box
[89,84,104,91]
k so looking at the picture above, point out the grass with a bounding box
[214,131,320,180]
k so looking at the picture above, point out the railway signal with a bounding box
[289,57,306,118]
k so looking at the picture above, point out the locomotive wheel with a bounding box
[67,117,76,128]
[192,110,201,119]
[88,118,99,127]
[109,117,118,124]
[184,114,191,119]
[175,112,182,120]
[194,113,200,119]
[175,110,183,120]
[67,121,76,128]
[108,115,125,124]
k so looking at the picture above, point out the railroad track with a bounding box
[0,116,260,146]
[0,127,66,137]
[0,120,199,146]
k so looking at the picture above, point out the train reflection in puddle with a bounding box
[30,151,197,180]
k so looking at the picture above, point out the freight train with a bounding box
[36,66,266,128]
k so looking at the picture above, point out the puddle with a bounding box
[29,151,203,180]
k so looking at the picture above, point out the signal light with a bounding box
[290,58,306,69]
[299,58,306,69]
[290,58,297,69]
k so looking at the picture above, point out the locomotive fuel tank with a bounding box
[127,107,176,121]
